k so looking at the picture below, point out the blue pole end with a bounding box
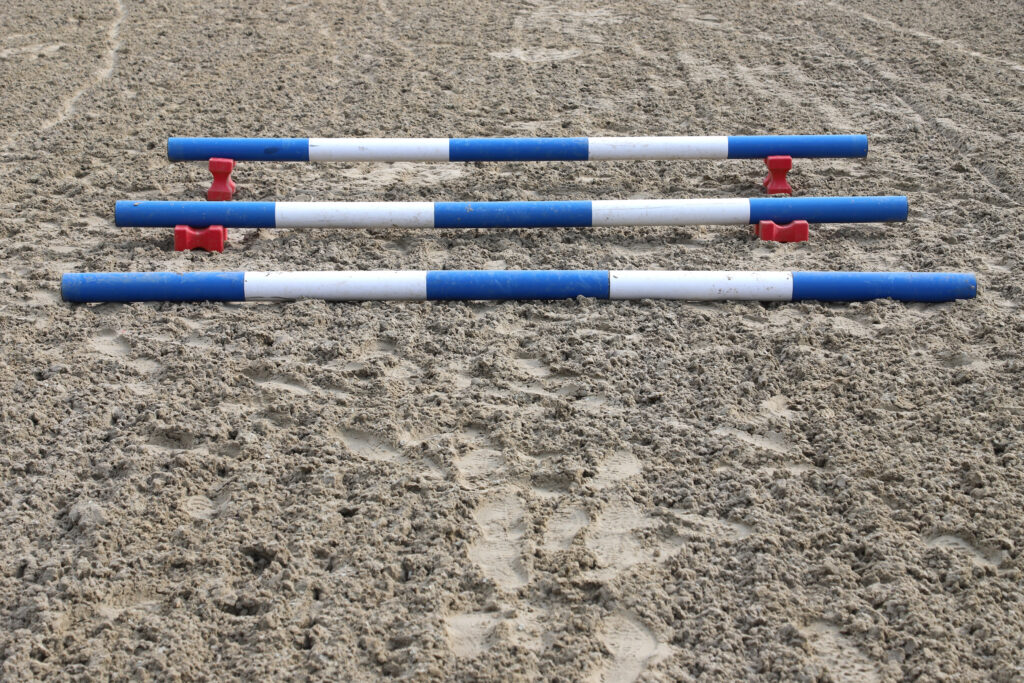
[167,138,310,162]
[748,196,908,224]
[62,272,246,303]
[792,272,977,302]
[115,201,277,228]
[727,135,869,159]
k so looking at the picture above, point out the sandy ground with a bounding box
[1,0,1023,679]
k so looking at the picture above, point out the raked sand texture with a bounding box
[1,0,1022,680]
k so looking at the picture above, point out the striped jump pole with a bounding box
[61,271,977,304]
[169,135,869,201]
[167,135,868,162]
[115,197,908,232]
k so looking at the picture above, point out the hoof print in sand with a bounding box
[467,488,529,590]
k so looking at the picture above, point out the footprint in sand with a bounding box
[450,428,529,591]
[801,621,882,682]
[514,355,552,378]
[445,612,501,658]
[538,450,640,554]
[761,394,796,419]
[583,493,680,581]
[336,429,406,465]
[581,481,749,580]
[926,534,1002,568]
[674,513,753,540]
[450,425,506,486]
[467,487,529,590]
[91,328,130,355]
[90,328,160,375]
[454,448,504,484]
[590,611,674,682]
[714,426,795,455]
[257,378,310,395]
[244,367,311,395]
[590,450,642,490]
[180,495,215,520]
[445,606,547,659]
[542,504,589,551]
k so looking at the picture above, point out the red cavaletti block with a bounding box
[754,219,809,243]
[174,225,226,252]
[762,155,793,195]
[207,157,236,201]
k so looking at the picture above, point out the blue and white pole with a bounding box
[167,136,868,162]
[61,271,976,304]
[114,197,908,229]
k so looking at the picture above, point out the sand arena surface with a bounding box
[1,0,1023,679]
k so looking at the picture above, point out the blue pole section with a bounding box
[727,135,868,159]
[167,136,871,162]
[61,272,246,303]
[167,138,310,161]
[748,197,908,224]
[115,201,277,228]
[426,271,610,300]
[60,272,977,304]
[449,138,589,161]
[791,272,977,302]
[115,198,909,229]
[434,201,592,228]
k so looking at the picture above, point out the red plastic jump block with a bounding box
[754,219,809,243]
[175,225,226,252]
[762,155,793,195]
[207,157,236,201]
